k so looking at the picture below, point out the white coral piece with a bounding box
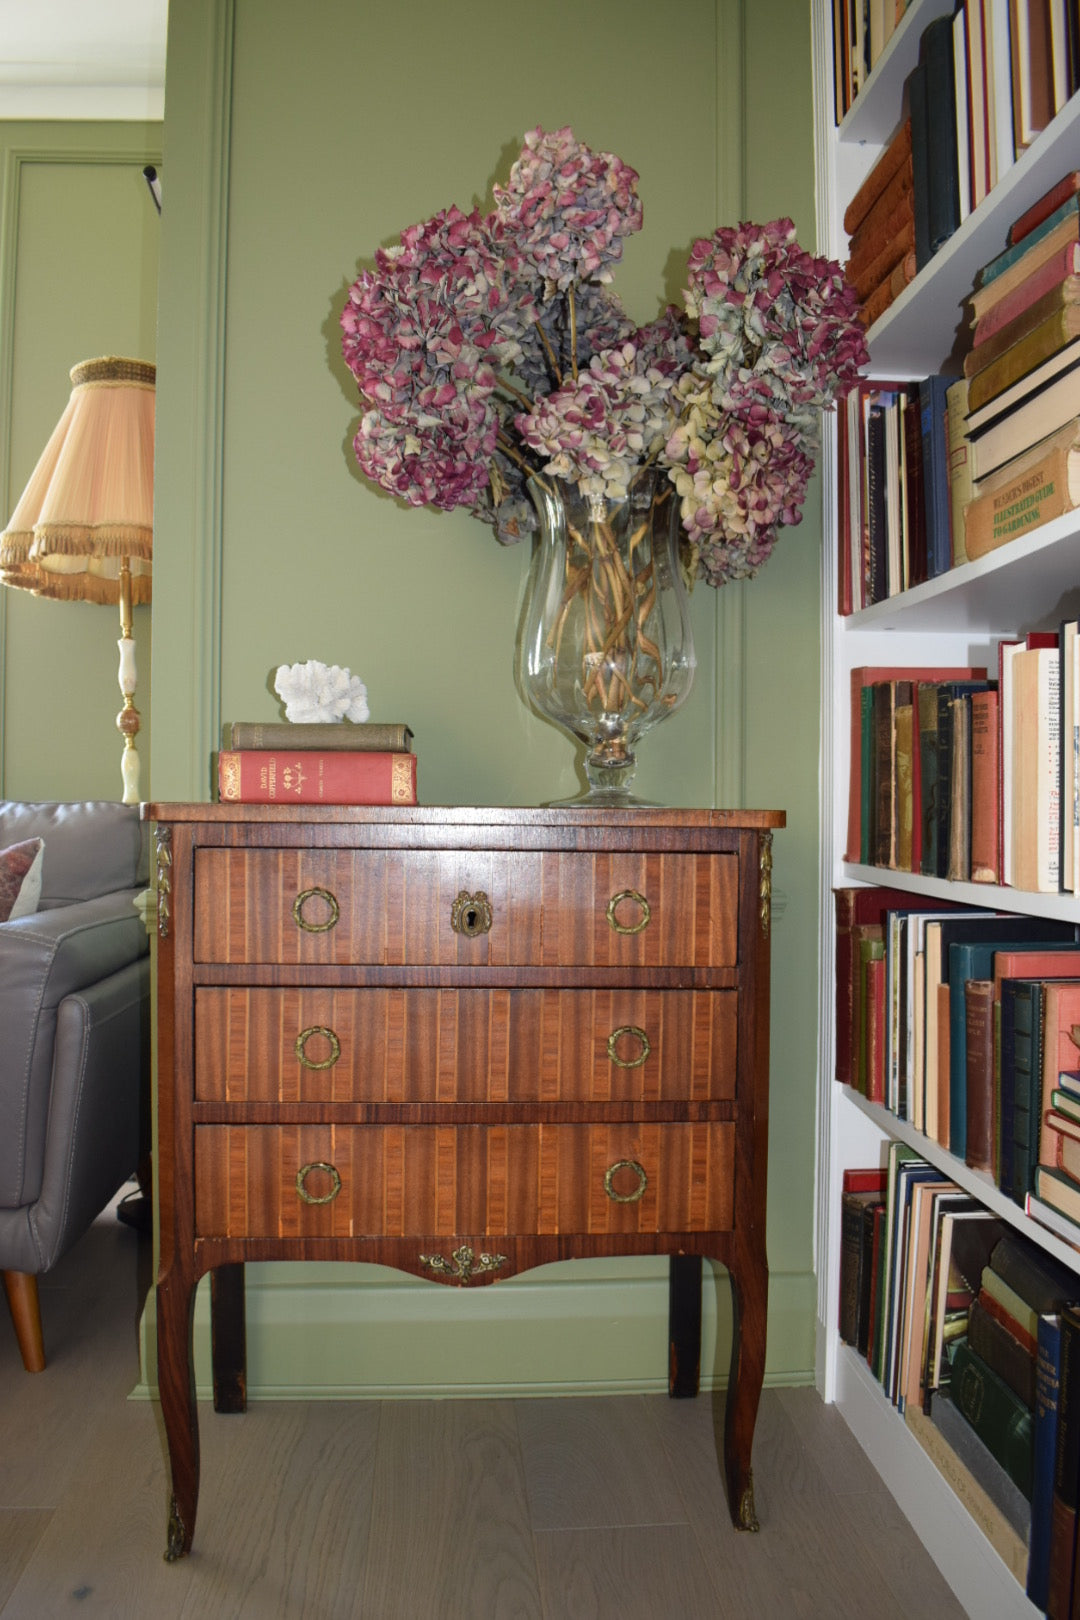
[273,661,370,724]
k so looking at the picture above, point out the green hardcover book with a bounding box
[951,1338,1035,1498]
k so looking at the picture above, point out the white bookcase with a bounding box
[811,2,1080,1615]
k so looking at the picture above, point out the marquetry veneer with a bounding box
[147,803,783,1561]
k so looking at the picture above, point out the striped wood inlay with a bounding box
[192,848,738,967]
[194,987,737,1105]
[193,1123,735,1239]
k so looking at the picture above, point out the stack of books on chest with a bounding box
[217,721,417,805]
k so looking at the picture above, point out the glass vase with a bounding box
[518,467,696,804]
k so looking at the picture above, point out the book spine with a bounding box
[217,750,417,805]
[970,688,1000,882]
[225,721,414,751]
[967,1296,1037,1408]
[951,1338,1035,1497]
[848,206,916,303]
[972,243,1080,339]
[846,160,914,279]
[979,197,1080,287]
[1009,173,1080,247]
[969,307,1080,413]
[1029,1312,1063,1612]
[908,57,932,271]
[966,978,996,1172]
[965,277,1080,377]
[945,376,972,565]
[839,1191,866,1342]
[923,16,960,256]
[843,117,913,235]
[965,443,1078,560]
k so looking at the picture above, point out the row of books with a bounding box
[846,634,1079,896]
[831,0,913,124]
[215,719,417,805]
[838,2,1077,298]
[835,886,1080,1193]
[839,168,1080,613]
[838,1154,1080,1611]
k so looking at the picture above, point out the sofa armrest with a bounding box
[0,889,149,1210]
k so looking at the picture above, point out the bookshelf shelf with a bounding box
[841,864,1080,925]
[813,0,1080,1612]
[842,1088,1080,1274]
[845,508,1080,635]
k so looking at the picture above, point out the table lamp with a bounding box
[0,357,155,803]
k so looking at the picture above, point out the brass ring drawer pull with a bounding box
[293,886,340,933]
[450,890,493,937]
[607,889,651,935]
[607,1025,651,1068]
[604,1159,648,1204]
[295,1161,342,1205]
[294,1025,341,1070]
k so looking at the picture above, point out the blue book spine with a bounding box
[919,375,951,579]
[1029,1312,1063,1610]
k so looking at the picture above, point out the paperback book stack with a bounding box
[217,720,417,805]
[842,117,916,329]
[962,171,1080,553]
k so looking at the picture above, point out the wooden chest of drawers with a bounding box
[147,803,783,1560]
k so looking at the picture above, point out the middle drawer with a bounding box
[195,987,736,1105]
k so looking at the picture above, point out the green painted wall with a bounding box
[0,122,161,800]
[145,0,822,1397]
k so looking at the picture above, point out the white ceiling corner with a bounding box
[0,0,168,120]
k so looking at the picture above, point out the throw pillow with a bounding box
[0,837,45,922]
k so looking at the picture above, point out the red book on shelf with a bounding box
[973,243,1080,345]
[1009,171,1080,247]
[217,749,417,805]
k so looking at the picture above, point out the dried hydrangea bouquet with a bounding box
[340,126,866,801]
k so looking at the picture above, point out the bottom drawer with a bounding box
[194,1123,734,1239]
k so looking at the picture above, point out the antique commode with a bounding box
[146,802,784,1558]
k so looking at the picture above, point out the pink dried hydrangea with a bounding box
[492,125,643,296]
[685,217,867,430]
[339,130,866,582]
[518,342,677,502]
[666,379,814,584]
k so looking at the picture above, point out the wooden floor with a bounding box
[0,1196,969,1619]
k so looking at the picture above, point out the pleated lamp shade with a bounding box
[0,356,154,605]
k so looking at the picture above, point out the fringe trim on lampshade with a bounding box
[27,568,152,607]
[29,523,153,561]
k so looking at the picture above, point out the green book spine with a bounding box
[951,1339,1035,1499]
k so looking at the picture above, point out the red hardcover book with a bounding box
[843,1166,888,1193]
[970,687,1000,883]
[973,243,1080,345]
[1009,170,1080,246]
[217,749,417,804]
[866,953,887,1104]
[835,886,921,1087]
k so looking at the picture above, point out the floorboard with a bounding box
[0,1193,977,1618]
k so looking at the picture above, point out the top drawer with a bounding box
[192,847,738,968]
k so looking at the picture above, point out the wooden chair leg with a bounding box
[3,1270,46,1372]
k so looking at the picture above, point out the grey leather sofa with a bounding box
[0,801,150,1370]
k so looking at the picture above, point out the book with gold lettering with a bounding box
[964,424,1080,560]
[217,749,417,804]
